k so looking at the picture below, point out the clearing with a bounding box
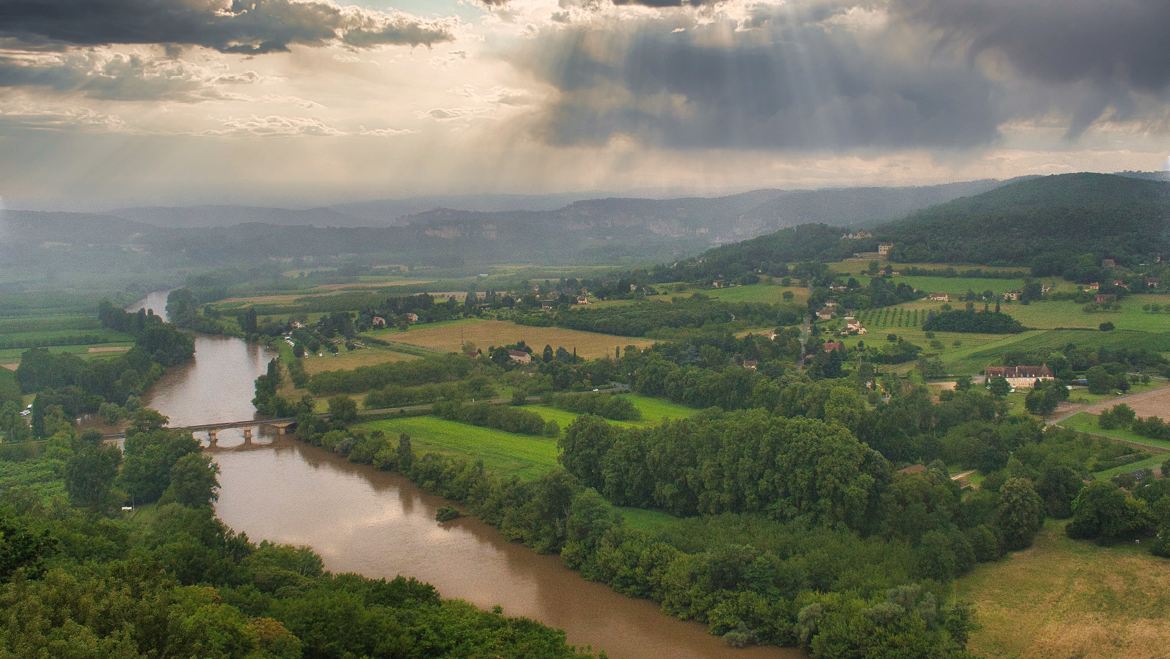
[369,318,656,359]
[956,521,1170,659]
[354,416,559,481]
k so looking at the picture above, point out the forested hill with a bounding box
[877,173,1170,270]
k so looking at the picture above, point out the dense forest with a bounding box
[877,174,1170,273]
[0,419,589,657]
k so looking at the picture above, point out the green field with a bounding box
[354,416,560,481]
[353,394,697,482]
[1058,412,1170,452]
[525,394,699,430]
[685,283,808,306]
[895,275,1032,296]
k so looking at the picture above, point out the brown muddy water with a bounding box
[131,292,800,659]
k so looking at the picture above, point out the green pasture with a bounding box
[354,416,560,481]
[525,394,699,430]
[1058,412,1170,453]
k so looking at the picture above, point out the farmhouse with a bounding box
[1002,291,1021,302]
[842,316,867,336]
[1084,282,1100,292]
[816,308,835,321]
[575,295,589,305]
[404,313,419,323]
[984,365,1054,389]
[877,243,894,256]
[823,341,844,353]
[742,360,759,370]
[508,349,533,365]
[371,316,387,328]
[1147,277,1162,289]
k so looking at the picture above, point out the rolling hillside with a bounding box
[877,173,1170,270]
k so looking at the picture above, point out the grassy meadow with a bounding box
[956,521,1170,659]
[355,416,560,481]
[526,394,699,430]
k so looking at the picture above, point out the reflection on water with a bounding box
[214,439,796,659]
[130,294,798,658]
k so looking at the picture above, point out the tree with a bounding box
[558,415,617,490]
[995,478,1044,550]
[1024,381,1067,416]
[64,444,122,510]
[162,453,221,507]
[396,433,414,472]
[1099,404,1135,430]
[987,377,1012,398]
[1067,480,1155,542]
[327,395,358,424]
[1035,463,1082,518]
[119,429,200,504]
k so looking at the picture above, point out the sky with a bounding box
[0,0,1168,209]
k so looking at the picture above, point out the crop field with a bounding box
[525,394,699,430]
[956,521,1170,659]
[300,345,420,375]
[0,301,136,370]
[895,275,1033,296]
[354,416,560,481]
[680,283,809,306]
[369,318,656,359]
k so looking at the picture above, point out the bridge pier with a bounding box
[243,427,253,444]
[207,430,218,447]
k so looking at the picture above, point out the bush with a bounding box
[435,506,462,522]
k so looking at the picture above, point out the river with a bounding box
[130,291,798,659]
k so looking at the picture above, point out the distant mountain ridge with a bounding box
[877,173,1170,269]
[662,173,1170,282]
[3,179,1016,269]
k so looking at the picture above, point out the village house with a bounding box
[927,293,950,302]
[1084,282,1100,292]
[1147,277,1162,289]
[1111,279,1129,290]
[742,360,759,370]
[1102,258,1117,268]
[842,316,867,336]
[816,308,835,321]
[823,340,844,353]
[842,230,873,240]
[575,295,589,305]
[404,313,419,323]
[1002,291,1021,302]
[984,365,1054,389]
[877,243,894,256]
[508,349,533,365]
[371,316,387,329]
[290,320,304,330]
[1041,283,1054,294]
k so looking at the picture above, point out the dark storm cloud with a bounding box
[520,5,1001,151]
[0,0,453,54]
[893,0,1170,137]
